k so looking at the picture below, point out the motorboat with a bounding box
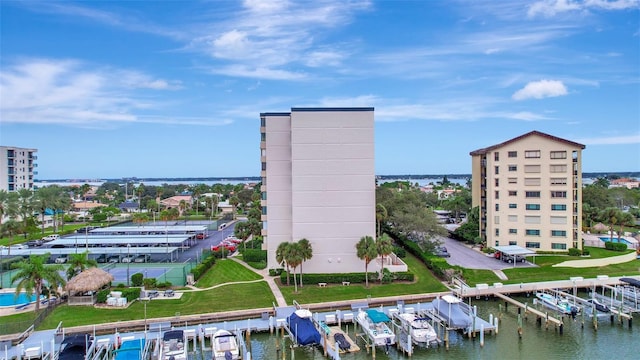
[286,309,321,346]
[212,329,240,360]
[355,309,396,347]
[394,312,439,346]
[431,295,472,329]
[585,298,610,313]
[158,330,186,360]
[535,292,580,316]
[114,338,146,360]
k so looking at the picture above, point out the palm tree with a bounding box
[356,235,377,288]
[285,242,304,293]
[298,238,313,287]
[132,213,149,227]
[598,207,621,240]
[1,219,22,255]
[616,212,635,242]
[375,234,394,281]
[376,204,387,237]
[66,251,98,280]
[178,200,188,217]
[276,242,292,286]
[0,189,10,227]
[11,253,65,311]
[229,196,239,220]
[35,186,61,234]
[17,189,34,239]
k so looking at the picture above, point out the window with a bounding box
[525,216,541,224]
[525,229,540,236]
[509,203,517,209]
[550,164,567,173]
[260,117,266,126]
[495,203,500,211]
[550,177,567,185]
[550,151,567,159]
[508,241,517,245]
[551,204,567,211]
[508,215,518,222]
[495,228,500,236]
[524,165,541,173]
[526,242,541,248]
[495,166,499,175]
[508,177,517,184]
[495,191,499,199]
[525,204,540,210]
[508,151,517,158]
[551,191,567,198]
[261,162,266,171]
[551,230,567,237]
[551,243,567,250]
[494,152,500,161]
[260,132,266,141]
[525,150,541,158]
[508,165,517,171]
[524,178,541,186]
[494,216,500,224]
[261,206,267,215]
[495,178,499,187]
[525,191,541,198]
[261,192,267,200]
[550,216,567,224]
[509,229,517,234]
[508,190,517,196]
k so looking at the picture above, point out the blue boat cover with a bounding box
[286,312,321,345]
[366,309,390,323]
[115,339,145,360]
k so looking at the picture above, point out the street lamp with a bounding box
[142,297,149,332]
[126,244,131,286]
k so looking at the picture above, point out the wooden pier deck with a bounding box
[493,293,563,326]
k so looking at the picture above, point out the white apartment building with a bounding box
[0,146,37,192]
[260,108,376,273]
[470,131,585,252]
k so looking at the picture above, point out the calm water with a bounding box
[236,298,636,360]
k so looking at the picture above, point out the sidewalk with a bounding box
[227,256,288,307]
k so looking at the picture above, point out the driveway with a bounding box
[439,236,536,270]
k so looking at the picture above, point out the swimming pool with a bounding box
[599,237,632,245]
[0,292,42,308]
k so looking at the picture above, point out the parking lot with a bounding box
[439,236,537,270]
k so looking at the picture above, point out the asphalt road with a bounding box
[439,236,536,270]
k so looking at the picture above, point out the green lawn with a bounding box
[278,253,448,304]
[195,259,262,288]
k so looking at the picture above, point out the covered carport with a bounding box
[493,245,537,267]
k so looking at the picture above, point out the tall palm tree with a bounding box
[35,186,61,234]
[276,242,292,286]
[598,207,621,240]
[132,213,149,227]
[1,219,22,255]
[375,234,394,281]
[66,251,98,280]
[297,238,313,288]
[285,242,304,293]
[11,253,65,311]
[376,204,388,237]
[178,200,188,217]
[17,189,34,239]
[356,235,377,288]
[616,212,635,242]
[229,196,239,220]
[0,189,10,227]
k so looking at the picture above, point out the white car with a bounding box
[42,234,60,242]
[55,255,68,264]
[120,255,136,263]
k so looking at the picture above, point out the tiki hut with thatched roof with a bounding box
[593,222,608,233]
[65,267,114,305]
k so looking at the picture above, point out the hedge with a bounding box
[242,249,267,263]
[190,251,217,280]
[278,271,414,285]
[604,242,628,251]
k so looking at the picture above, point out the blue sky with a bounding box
[1,0,639,179]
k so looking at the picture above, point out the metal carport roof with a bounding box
[492,245,536,256]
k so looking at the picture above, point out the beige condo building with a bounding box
[260,108,375,273]
[470,131,585,252]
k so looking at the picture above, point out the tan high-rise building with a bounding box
[0,146,37,192]
[470,131,585,252]
[260,108,375,273]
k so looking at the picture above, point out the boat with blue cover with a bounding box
[286,309,321,346]
[355,309,396,346]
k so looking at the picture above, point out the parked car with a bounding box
[107,255,120,263]
[26,240,43,247]
[196,233,206,240]
[55,255,68,264]
[134,254,150,263]
[211,241,237,252]
[42,234,60,242]
[95,254,108,263]
[434,246,450,258]
[120,255,136,263]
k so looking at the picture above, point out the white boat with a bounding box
[535,292,580,316]
[355,309,396,347]
[158,330,186,360]
[395,312,439,346]
[431,295,472,329]
[212,329,240,360]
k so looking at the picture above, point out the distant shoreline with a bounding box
[34,171,639,184]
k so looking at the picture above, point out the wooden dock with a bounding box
[493,292,563,327]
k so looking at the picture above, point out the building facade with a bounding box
[0,146,37,192]
[260,108,375,273]
[470,131,585,252]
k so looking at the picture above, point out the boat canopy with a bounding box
[620,277,640,288]
[366,309,390,323]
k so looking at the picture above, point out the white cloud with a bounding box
[528,0,639,18]
[512,80,569,100]
[0,58,181,125]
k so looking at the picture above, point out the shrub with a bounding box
[190,252,216,280]
[143,278,157,289]
[131,273,144,287]
[157,281,172,289]
[243,249,267,263]
[269,268,283,276]
[393,246,406,258]
[604,242,627,251]
[568,248,582,256]
[96,289,110,303]
[582,249,590,256]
